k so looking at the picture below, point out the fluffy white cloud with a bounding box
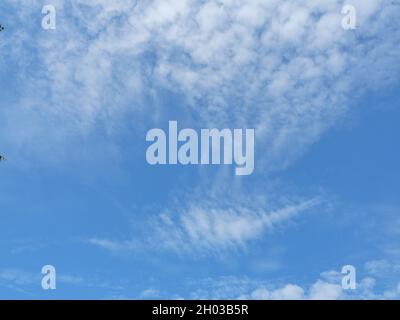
[270,284,306,300]
[190,275,343,300]
[308,280,343,300]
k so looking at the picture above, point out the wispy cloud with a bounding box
[86,186,320,255]
[152,197,319,254]
[87,237,140,253]
[0,267,125,297]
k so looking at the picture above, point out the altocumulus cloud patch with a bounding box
[1,0,399,170]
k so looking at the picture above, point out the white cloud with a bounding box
[365,260,392,274]
[240,280,342,300]
[0,267,125,294]
[270,284,306,300]
[0,269,38,286]
[2,0,399,170]
[152,196,319,254]
[247,285,306,300]
[308,280,343,300]
[189,275,343,300]
[87,237,139,252]
[383,282,400,299]
[364,259,400,275]
[2,3,400,295]
[86,194,319,255]
[320,270,343,283]
[182,262,400,300]
[186,272,400,300]
[140,288,161,299]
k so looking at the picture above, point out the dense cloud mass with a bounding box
[2,0,399,168]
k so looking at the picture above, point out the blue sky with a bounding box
[0,0,399,299]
